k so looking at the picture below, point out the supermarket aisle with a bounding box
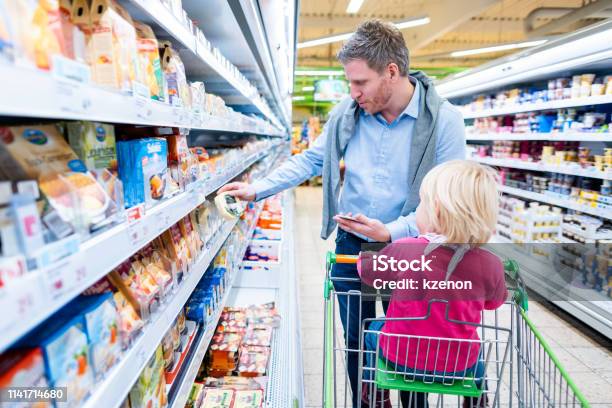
[294,186,612,407]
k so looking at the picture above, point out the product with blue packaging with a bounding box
[116,138,168,208]
[60,293,121,380]
[17,313,95,407]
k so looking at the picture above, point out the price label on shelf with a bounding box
[135,95,152,121]
[157,212,172,234]
[42,254,86,300]
[128,219,150,250]
[55,80,92,115]
[0,274,44,334]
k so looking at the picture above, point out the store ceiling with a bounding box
[297,0,612,70]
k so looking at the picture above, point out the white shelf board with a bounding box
[471,156,611,180]
[122,0,282,129]
[487,244,612,339]
[82,219,238,408]
[0,149,269,353]
[168,205,264,408]
[0,64,283,136]
[461,94,612,119]
[499,185,612,220]
[466,132,612,142]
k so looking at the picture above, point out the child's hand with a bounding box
[334,213,391,242]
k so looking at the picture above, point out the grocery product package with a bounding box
[0,2,15,63]
[129,345,168,408]
[134,21,165,101]
[234,390,264,408]
[71,0,94,67]
[201,389,233,407]
[109,257,162,319]
[60,293,121,379]
[0,348,51,408]
[160,41,190,108]
[237,345,269,377]
[190,82,206,114]
[116,137,168,208]
[161,222,191,275]
[163,128,190,192]
[3,0,69,69]
[139,243,175,297]
[66,121,117,171]
[38,171,115,234]
[0,125,86,180]
[18,314,95,407]
[59,0,87,62]
[89,0,140,92]
[186,382,205,408]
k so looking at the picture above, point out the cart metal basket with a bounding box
[322,251,590,408]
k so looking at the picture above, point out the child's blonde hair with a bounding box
[419,160,498,244]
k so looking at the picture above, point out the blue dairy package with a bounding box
[18,314,95,407]
[62,294,121,380]
[117,138,168,208]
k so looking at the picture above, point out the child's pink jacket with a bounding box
[357,236,507,372]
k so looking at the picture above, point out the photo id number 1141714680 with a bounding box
[0,387,68,403]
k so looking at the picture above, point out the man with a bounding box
[220,19,465,407]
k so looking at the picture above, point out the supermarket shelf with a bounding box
[498,185,612,220]
[0,150,269,353]
[227,190,303,407]
[121,0,283,129]
[436,21,612,99]
[461,95,612,119]
[488,245,612,339]
[466,132,612,142]
[0,64,283,137]
[266,191,303,408]
[168,205,264,408]
[490,234,512,244]
[471,156,611,180]
[82,220,238,408]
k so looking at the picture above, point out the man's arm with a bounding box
[251,126,327,200]
[384,102,466,241]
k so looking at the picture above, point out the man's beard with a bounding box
[367,80,393,114]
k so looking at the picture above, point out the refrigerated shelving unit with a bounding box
[437,20,612,339]
[0,0,301,406]
[226,190,304,407]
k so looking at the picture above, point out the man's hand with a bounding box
[218,182,256,201]
[333,213,391,242]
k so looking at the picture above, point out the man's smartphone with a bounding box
[336,214,360,222]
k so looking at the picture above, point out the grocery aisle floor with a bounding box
[294,186,612,407]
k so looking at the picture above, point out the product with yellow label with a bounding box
[134,21,165,101]
[0,125,86,180]
[129,345,168,408]
[67,121,117,171]
[3,0,68,69]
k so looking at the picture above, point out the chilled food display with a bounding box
[460,72,612,114]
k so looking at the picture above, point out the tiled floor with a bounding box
[294,186,612,407]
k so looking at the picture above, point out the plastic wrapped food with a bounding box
[237,345,270,377]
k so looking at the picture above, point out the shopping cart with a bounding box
[322,251,590,408]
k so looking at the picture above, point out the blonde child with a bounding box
[358,160,508,408]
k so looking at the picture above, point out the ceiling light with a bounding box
[294,70,345,76]
[292,96,306,101]
[297,16,430,49]
[395,16,430,29]
[346,0,365,14]
[450,40,548,57]
[302,86,315,91]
